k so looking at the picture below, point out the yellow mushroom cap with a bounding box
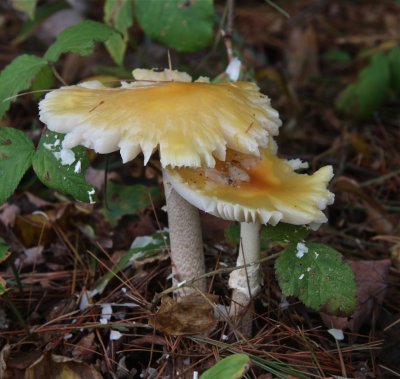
[39,69,281,168]
[165,147,334,228]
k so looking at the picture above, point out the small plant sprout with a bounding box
[165,142,334,324]
[38,68,280,297]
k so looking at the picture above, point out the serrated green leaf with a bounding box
[32,130,95,203]
[12,0,37,19]
[103,182,162,226]
[388,47,400,97]
[225,223,310,249]
[0,54,47,118]
[200,354,250,379]
[44,20,118,62]
[135,0,214,52]
[262,223,310,244]
[275,242,356,314]
[0,238,10,263]
[103,0,133,65]
[0,127,35,205]
[30,65,54,101]
[12,1,70,45]
[336,52,390,120]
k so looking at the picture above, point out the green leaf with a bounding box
[92,231,168,295]
[200,354,250,379]
[0,127,35,205]
[262,223,310,244]
[44,20,118,62]
[336,52,390,120]
[275,242,356,314]
[104,0,134,65]
[30,65,55,101]
[135,0,214,52]
[225,223,309,249]
[12,1,70,45]
[0,238,10,263]
[322,49,352,62]
[11,0,37,19]
[388,47,400,97]
[32,130,95,203]
[0,54,47,118]
[103,181,162,226]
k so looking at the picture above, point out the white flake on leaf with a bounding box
[299,273,304,280]
[53,147,75,165]
[74,160,81,173]
[296,242,308,258]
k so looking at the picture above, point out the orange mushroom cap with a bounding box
[39,69,281,168]
[165,144,334,228]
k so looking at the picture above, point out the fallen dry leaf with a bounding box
[321,259,391,332]
[150,294,218,336]
[25,353,102,379]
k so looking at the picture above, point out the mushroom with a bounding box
[38,68,281,297]
[165,142,334,321]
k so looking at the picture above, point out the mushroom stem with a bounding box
[229,221,262,319]
[163,170,206,296]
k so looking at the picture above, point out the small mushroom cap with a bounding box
[165,147,334,227]
[39,69,281,168]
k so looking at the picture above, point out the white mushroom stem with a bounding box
[163,170,206,296]
[229,221,262,316]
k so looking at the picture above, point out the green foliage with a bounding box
[103,181,162,226]
[30,65,55,101]
[336,47,400,120]
[225,223,309,248]
[44,20,118,62]
[13,1,70,45]
[388,47,400,96]
[200,354,250,379]
[11,0,37,19]
[135,0,214,52]
[0,239,10,296]
[32,131,96,203]
[0,54,47,118]
[104,0,134,66]
[0,127,35,205]
[275,242,356,314]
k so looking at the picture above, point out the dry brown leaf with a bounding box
[25,353,102,379]
[333,176,394,234]
[0,203,19,227]
[72,333,97,361]
[321,259,391,332]
[150,294,218,336]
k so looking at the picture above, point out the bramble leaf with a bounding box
[275,242,356,314]
[44,20,118,62]
[104,0,134,65]
[32,130,96,203]
[0,54,47,118]
[388,46,400,96]
[103,181,162,226]
[336,52,390,120]
[135,0,214,52]
[200,354,250,379]
[0,127,35,205]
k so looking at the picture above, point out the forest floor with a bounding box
[0,1,399,378]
